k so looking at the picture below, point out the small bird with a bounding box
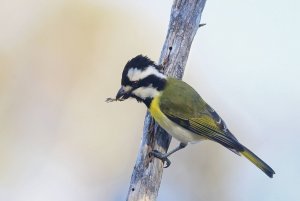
[112,55,275,178]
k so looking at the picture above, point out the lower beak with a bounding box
[116,86,128,101]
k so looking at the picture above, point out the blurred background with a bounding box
[1,0,299,200]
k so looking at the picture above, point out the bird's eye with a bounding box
[132,81,139,87]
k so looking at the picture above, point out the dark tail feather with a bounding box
[240,145,275,178]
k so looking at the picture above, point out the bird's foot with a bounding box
[150,150,171,168]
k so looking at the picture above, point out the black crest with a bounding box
[125,55,155,71]
[121,55,160,85]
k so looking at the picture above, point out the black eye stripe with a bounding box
[122,73,166,91]
[138,75,166,90]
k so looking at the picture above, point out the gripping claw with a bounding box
[150,150,172,168]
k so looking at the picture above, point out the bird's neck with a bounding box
[143,97,154,108]
[141,77,167,108]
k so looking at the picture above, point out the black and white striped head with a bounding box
[116,55,166,107]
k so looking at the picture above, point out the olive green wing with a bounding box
[165,112,243,152]
[160,78,243,152]
[205,104,239,141]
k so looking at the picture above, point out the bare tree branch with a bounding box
[126,1,207,200]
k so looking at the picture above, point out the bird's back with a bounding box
[160,78,206,118]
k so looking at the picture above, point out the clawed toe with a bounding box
[150,150,172,168]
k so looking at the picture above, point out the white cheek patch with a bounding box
[123,85,132,92]
[132,86,160,99]
[127,66,166,81]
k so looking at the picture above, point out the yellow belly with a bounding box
[149,96,203,143]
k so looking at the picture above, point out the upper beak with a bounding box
[116,86,128,101]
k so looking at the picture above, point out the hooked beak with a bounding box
[116,86,130,101]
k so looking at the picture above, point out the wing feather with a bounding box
[166,113,243,152]
[160,78,243,153]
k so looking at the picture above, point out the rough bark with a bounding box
[126,0,207,200]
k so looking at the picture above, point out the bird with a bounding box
[112,54,275,178]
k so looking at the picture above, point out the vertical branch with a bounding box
[126,0,207,200]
